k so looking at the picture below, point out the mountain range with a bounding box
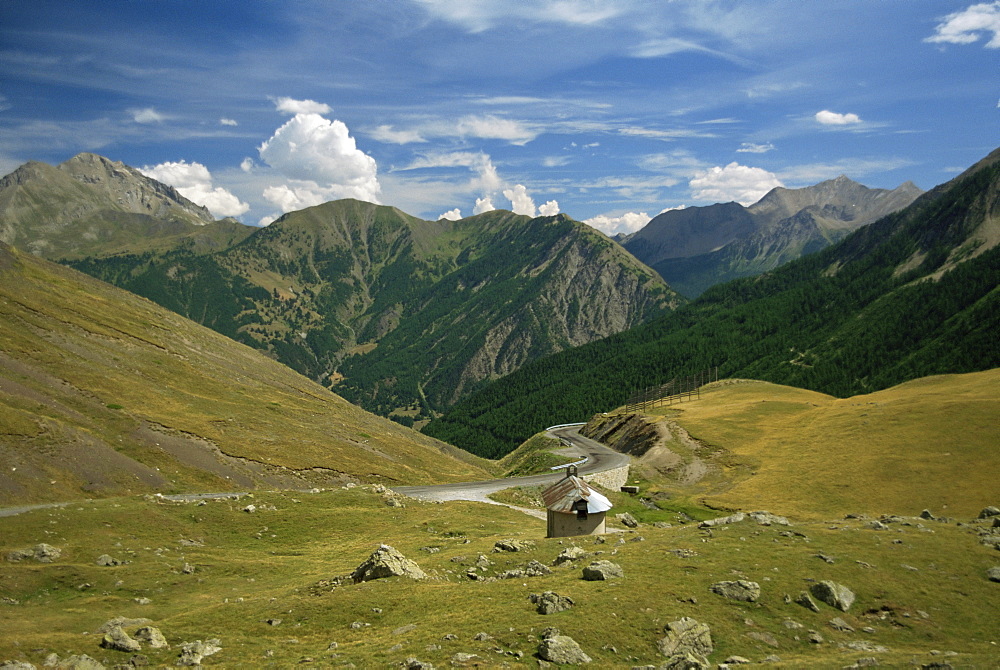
[426,147,1000,457]
[0,154,678,423]
[621,176,923,297]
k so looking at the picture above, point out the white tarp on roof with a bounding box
[541,475,613,514]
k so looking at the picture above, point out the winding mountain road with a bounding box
[394,424,629,505]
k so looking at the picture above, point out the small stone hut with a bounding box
[542,465,613,538]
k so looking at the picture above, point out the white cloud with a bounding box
[543,155,571,167]
[503,184,537,216]
[371,125,427,144]
[737,142,775,154]
[273,97,332,115]
[539,200,560,216]
[258,112,381,210]
[438,208,463,221]
[258,215,277,227]
[140,160,250,218]
[220,118,238,127]
[473,196,495,214]
[620,126,716,140]
[689,162,783,205]
[130,107,165,124]
[815,110,862,126]
[414,0,621,33]
[926,2,1000,48]
[584,211,651,236]
[454,115,538,144]
[240,157,254,172]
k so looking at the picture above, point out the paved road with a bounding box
[394,425,629,503]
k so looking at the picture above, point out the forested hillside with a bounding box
[424,148,1000,458]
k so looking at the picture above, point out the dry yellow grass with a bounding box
[653,371,1000,520]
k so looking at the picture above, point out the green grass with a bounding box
[499,434,578,477]
[1,487,998,668]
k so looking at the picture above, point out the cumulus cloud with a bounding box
[503,184,537,216]
[258,112,381,211]
[130,107,165,124]
[438,208,463,221]
[689,162,783,205]
[371,125,427,144]
[539,200,560,216]
[273,97,332,115]
[583,211,652,236]
[737,142,775,154]
[473,196,495,214]
[240,157,254,172]
[220,118,238,127]
[926,2,1000,47]
[815,110,862,125]
[140,160,250,218]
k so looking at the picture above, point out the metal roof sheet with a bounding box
[542,475,613,514]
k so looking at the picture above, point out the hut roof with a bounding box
[542,475,612,514]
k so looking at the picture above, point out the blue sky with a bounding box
[1,1,997,233]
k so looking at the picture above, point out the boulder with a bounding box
[537,635,591,664]
[134,626,167,649]
[525,560,552,577]
[553,546,586,565]
[95,554,122,567]
[709,580,760,602]
[96,617,151,634]
[810,580,856,611]
[100,625,141,653]
[748,511,790,526]
[657,617,713,660]
[0,661,36,670]
[616,512,639,528]
[529,591,575,615]
[987,567,1000,583]
[7,544,61,563]
[661,652,710,669]
[794,591,820,612]
[351,545,426,583]
[176,639,221,666]
[51,655,104,669]
[582,560,623,581]
[698,513,744,528]
[977,506,1000,519]
[493,539,534,552]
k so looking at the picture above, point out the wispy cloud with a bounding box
[815,110,861,126]
[926,2,1000,48]
[737,142,775,154]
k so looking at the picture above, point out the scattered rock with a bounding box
[537,634,591,664]
[808,630,824,644]
[657,617,713,660]
[393,624,417,636]
[96,617,152,634]
[181,563,195,575]
[838,641,888,653]
[472,632,492,641]
[351,545,427,583]
[51,655,104,669]
[493,539,534,553]
[987,566,1000,583]
[919,509,936,520]
[699,513,744,528]
[553,546,586,565]
[6,543,61,563]
[748,511,791,526]
[866,520,889,531]
[709,580,760,602]
[242,504,256,513]
[402,657,433,669]
[540,627,560,639]
[529,591,575,615]
[977,506,1000,519]
[746,631,779,647]
[810,581,856,612]
[100,625,141,653]
[134,626,167,649]
[582,560,623,581]
[661,651,710,669]
[0,661,37,670]
[794,591,821,612]
[616,512,639,528]
[449,652,481,666]
[95,554,123,567]
[176,639,222,666]
[829,617,855,632]
[133,598,152,605]
[723,656,751,665]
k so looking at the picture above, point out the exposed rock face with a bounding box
[493,539,534,553]
[6,544,61,563]
[537,634,591,664]
[699,513,744,528]
[709,580,761,602]
[100,625,141,652]
[351,544,426,583]
[658,617,713,660]
[134,626,168,649]
[661,652,710,669]
[810,580,856,611]
[553,546,586,565]
[530,591,575,615]
[582,560,623,581]
[748,511,790,526]
[616,512,639,528]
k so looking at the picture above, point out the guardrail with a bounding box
[550,457,589,471]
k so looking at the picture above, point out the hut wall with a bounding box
[546,510,607,538]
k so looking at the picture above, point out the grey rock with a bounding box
[919,509,936,520]
[838,641,888,653]
[553,546,586,565]
[830,617,855,632]
[7,543,61,563]
[794,591,821,612]
[661,652,710,669]
[808,630,824,644]
[747,631,779,647]
[525,560,552,577]
[449,652,481,665]
[134,626,167,649]
[538,635,591,664]
[866,520,889,531]
[176,639,222,666]
[0,661,36,669]
[749,511,791,526]
[811,580,856,611]
[471,632,492,641]
[582,560,623,581]
[96,617,152,634]
[530,591,575,615]
[709,580,760,602]
[540,627,560,639]
[722,656,751,665]
[351,544,426,582]
[699,513,744,528]
[402,658,434,670]
[987,566,1000,583]
[100,625,141,653]
[493,539,534,553]
[52,655,105,670]
[393,624,417,636]
[95,554,122,567]
[657,617,713,659]
[977,506,1000,519]
[617,512,639,528]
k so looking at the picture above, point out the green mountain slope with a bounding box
[425,147,1000,457]
[61,198,679,421]
[0,242,489,505]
